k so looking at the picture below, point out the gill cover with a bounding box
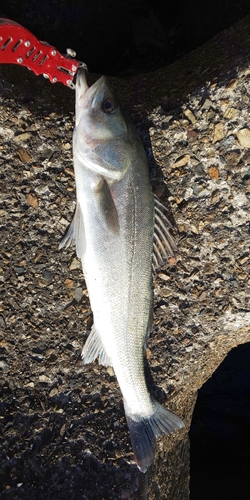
[74,70,137,181]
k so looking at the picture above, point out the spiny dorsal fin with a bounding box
[153,196,177,272]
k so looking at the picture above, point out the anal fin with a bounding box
[82,324,112,367]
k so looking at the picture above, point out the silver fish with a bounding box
[60,69,184,472]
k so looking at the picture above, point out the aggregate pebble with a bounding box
[236,128,250,148]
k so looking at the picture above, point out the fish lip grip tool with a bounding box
[0,17,87,88]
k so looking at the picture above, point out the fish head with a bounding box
[74,69,138,181]
[75,70,125,137]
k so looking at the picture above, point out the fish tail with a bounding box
[124,400,184,473]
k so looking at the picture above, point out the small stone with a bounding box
[60,423,66,436]
[34,250,43,263]
[172,154,190,168]
[32,346,44,355]
[158,273,170,281]
[191,225,199,234]
[145,348,152,359]
[32,353,44,362]
[161,288,173,297]
[198,221,205,231]
[34,263,45,271]
[59,217,70,226]
[162,115,173,124]
[183,109,196,124]
[222,135,235,147]
[49,387,58,397]
[224,107,238,120]
[194,163,206,176]
[47,353,57,363]
[213,122,224,143]
[187,129,198,138]
[207,166,219,179]
[192,185,203,196]
[13,132,31,142]
[70,257,81,270]
[177,224,187,233]
[27,193,39,207]
[0,315,6,330]
[64,167,74,177]
[200,99,212,111]
[17,148,32,163]
[14,266,26,275]
[0,360,9,371]
[169,257,176,266]
[107,366,115,376]
[37,278,49,287]
[236,128,250,148]
[43,270,52,281]
[39,375,51,383]
[211,190,221,204]
[238,253,249,264]
[238,273,247,280]
[195,187,210,198]
[206,110,216,121]
[175,195,184,204]
[64,278,74,288]
[74,287,83,302]
[32,164,43,170]
[226,78,238,90]
[224,149,241,165]
[62,142,71,150]
[220,99,230,106]
[25,382,35,388]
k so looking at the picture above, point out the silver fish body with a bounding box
[60,70,184,472]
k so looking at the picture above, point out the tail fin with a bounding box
[125,401,184,473]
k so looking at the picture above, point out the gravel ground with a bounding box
[0,15,250,500]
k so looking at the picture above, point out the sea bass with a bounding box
[60,69,184,472]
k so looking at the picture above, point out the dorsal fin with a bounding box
[153,196,177,272]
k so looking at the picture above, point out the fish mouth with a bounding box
[76,68,89,95]
[76,69,109,108]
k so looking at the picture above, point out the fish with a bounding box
[59,69,184,472]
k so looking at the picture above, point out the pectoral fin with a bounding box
[153,196,177,272]
[59,202,85,259]
[93,177,119,234]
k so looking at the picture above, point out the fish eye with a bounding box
[102,98,116,113]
